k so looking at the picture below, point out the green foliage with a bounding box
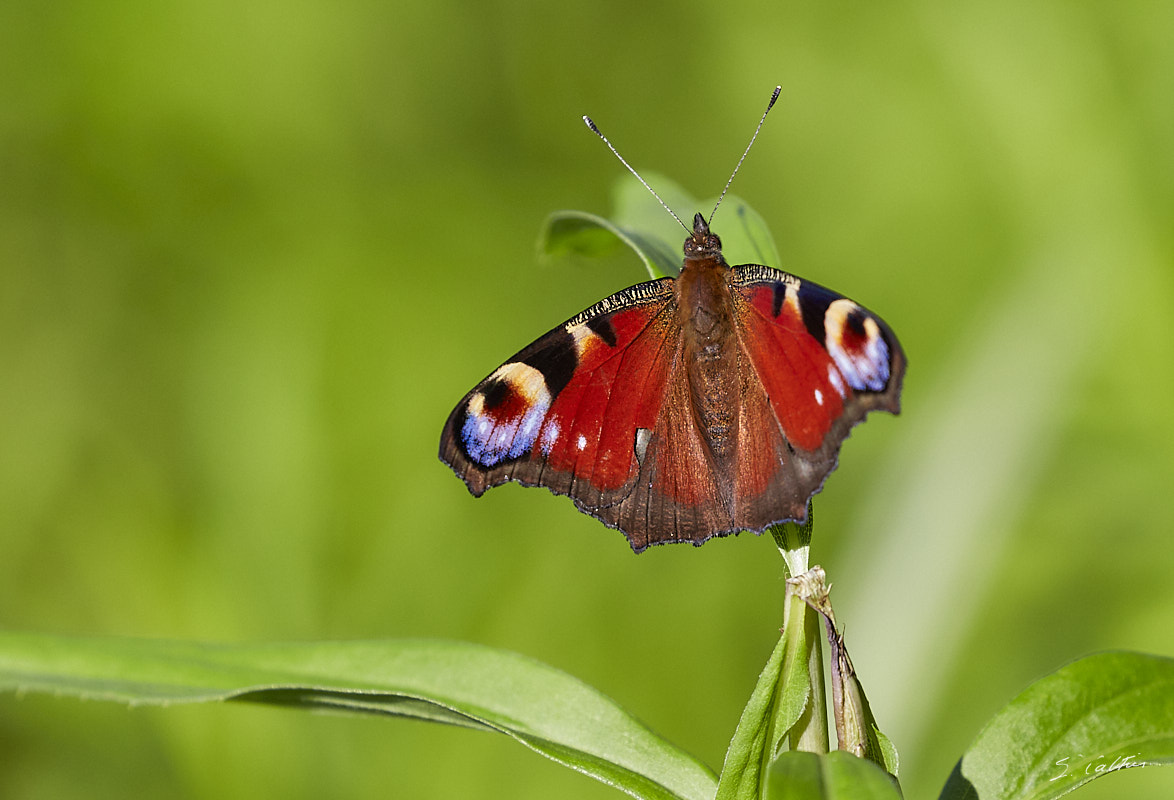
[940,652,1174,800]
[2,637,1170,798]
[1,1,1171,798]
[4,147,1173,800]
[0,633,716,800]
[713,628,797,800]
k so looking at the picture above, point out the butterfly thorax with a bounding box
[676,213,740,462]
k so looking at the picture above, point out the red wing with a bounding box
[595,374,732,551]
[591,266,907,550]
[439,278,683,514]
[440,265,906,553]
[726,265,906,526]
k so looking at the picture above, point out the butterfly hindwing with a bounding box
[594,371,731,550]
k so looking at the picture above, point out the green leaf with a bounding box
[694,196,781,272]
[541,209,681,279]
[938,651,1174,800]
[873,728,900,780]
[715,632,793,800]
[610,171,701,275]
[0,632,717,800]
[539,173,781,281]
[716,589,822,800]
[767,751,903,800]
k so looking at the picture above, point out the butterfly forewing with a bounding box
[733,266,903,442]
[440,279,680,511]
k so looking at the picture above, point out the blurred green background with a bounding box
[1,0,1171,797]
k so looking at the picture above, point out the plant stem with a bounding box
[770,507,829,755]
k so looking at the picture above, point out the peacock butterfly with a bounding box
[439,88,906,552]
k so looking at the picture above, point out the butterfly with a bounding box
[439,91,906,553]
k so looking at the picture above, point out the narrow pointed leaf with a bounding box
[816,596,897,777]
[0,633,717,800]
[938,651,1174,800]
[715,632,793,800]
[716,593,818,800]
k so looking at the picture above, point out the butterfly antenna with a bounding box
[583,115,691,234]
[708,85,781,227]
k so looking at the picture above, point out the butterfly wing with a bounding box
[591,366,738,551]
[724,264,906,529]
[440,278,684,519]
[440,265,905,553]
[580,267,905,550]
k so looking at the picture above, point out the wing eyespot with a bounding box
[459,362,553,467]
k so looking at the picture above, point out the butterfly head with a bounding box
[684,212,726,266]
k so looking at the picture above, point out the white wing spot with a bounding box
[576,434,587,451]
[634,427,652,464]
[540,419,560,455]
[828,364,847,398]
